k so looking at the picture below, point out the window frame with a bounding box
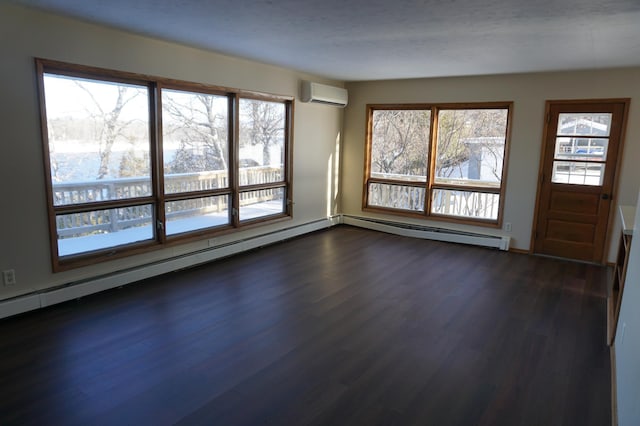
[157,81,235,242]
[36,59,294,271]
[236,94,293,225]
[363,102,512,227]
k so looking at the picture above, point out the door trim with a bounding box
[530,98,630,263]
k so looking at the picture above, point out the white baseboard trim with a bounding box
[343,215,510,251]
[0,294,41,319]
[0,213,510,320]
[0,216,339,320]
[611,344,618,426]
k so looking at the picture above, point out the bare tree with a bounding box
[240,99,284,166]
[75,82,142,179]
[163,93,228,173]
[371,110,429,178]
[118,140,149,178]
[434,110,469,178]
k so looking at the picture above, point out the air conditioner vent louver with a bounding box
[300,80,348,107]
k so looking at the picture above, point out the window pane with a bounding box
[431,189,499,220]
[165,196,230,235]
[239,188,285,221]
[552,161,605,186]
[239,99,285,185]
[57,205,154,257]
[554,137,608,161]
[435,109,508,187]
[368,183,425,211]
[557,113,612,136]
[370,110,430,182]
[162,89,229,194]
[43,74,151,206]
[164,171,229,193]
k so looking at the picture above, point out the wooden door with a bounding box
[533,100,629,263]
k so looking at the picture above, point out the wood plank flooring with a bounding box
[0,226,611,425]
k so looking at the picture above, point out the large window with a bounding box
[364,103,512,225]
[37,60,293,270]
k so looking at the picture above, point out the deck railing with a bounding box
[368,183,499,220]
[54,167,282,237]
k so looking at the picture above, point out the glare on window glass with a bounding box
[43,74,151,205]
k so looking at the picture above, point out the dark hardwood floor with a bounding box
[0,226,611,425]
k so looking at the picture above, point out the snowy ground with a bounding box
[58,200,283,257]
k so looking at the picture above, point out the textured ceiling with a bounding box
[9,0,640,81]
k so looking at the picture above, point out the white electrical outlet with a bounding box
[2,269,16,286]
[505,222,512,232]
[621,322,626,344]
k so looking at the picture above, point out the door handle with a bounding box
[602,194,610,200]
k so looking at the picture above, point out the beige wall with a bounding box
[2,3,639,304]
[342,69,640,259]
[0,4,343,301]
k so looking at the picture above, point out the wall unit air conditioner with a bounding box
[300,81,348,107]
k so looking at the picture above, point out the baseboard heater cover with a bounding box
[342,215,510,251]
[0,214,508,319]
[0,217,340,320]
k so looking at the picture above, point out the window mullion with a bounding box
[152,82,167,244]
[53,197,157,215]
[426,106,438,216]
[230,94,240,227]
[285,100,294,216]
[431,183,501,193]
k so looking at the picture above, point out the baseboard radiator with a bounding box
[0,214,509,319]
[342,215,510,251]
[0,217,340,320]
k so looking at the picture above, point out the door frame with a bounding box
[530,98,630,264]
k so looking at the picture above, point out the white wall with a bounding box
[0,4,343,301]
[615,192,640,425]
[342,70,640,259]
